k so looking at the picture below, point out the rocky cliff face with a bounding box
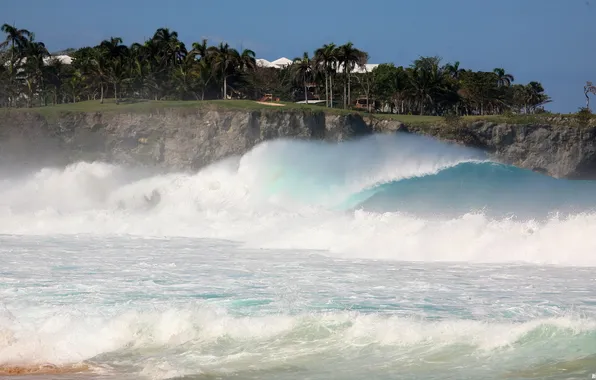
[1,107,595,179]
[0,108,370,171]
[369,119,596,179]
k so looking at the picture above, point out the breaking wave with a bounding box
[2,304,596,379]
[1,133,596,264]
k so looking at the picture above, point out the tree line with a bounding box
[0,23,551,115]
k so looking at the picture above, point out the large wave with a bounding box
[348,161,596,218]
[2,133,596,265]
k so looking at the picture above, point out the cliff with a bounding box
[369,119,596,179]
[1,106,595,179]
[0,108,370,171]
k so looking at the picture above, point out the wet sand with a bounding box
[0,363,91,377]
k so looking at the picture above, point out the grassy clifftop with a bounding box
[1,99,351,117]
[1,99,594,128]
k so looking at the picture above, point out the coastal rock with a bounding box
[0,107,595,179]
[0,109,370,172]
[372,120,596,179]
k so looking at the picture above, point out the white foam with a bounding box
[1,136,595,266]
[0,304,593,371]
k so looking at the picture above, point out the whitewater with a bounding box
[2,133,596,379]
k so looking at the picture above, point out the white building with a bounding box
[13,54,378,73]
[257,56,379,73]
[5,54,73,67]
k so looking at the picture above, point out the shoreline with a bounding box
[0,363,91,377]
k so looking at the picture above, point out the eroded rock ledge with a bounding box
[1,108,595,179]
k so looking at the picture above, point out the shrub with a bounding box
[442,111,462,127]
[575,107,592,127]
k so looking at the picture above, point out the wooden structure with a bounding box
[259,93,281,102]
[353,97,378,112]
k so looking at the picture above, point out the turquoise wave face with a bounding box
[239,136,596,219]
[240,134,486,208]
[343,162,596,218]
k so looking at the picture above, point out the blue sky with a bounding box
[4,0,595,113]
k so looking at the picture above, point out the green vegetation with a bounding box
[11,99,590,127]
[0,23,557,119]
[576,107,592,127]
[3,98,594,129]
[0,98,355,118]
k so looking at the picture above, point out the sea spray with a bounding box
[1,135,596,264]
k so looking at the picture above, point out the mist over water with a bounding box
[2,133,596,379]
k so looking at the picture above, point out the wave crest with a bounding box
[1,135,596,265]
[2,304,595,372]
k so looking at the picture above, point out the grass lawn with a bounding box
[1,99,589,127]
[1,99,349,115]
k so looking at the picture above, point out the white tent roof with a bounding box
[16,54,73,66]
[270,57,293,67]
[16,52,378,74]
[256,58,274,68]
[259,57,380,73]
[51,55,73,64]
[335,62,379,74]
[353,63,379,73]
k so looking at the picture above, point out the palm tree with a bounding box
[292,52,314,103]
[130,41,163,100]
[190,39,209,60]
[408,56,446,115]
[0,24,32,106]
[186,39,218,100]
[106,55,128,103]
[98,37,129,103]
[21,37,49,107]
[442,62,464,114]
[129,43,155,99]
[44,57,65,104]
[70,46,102,102]
[194,58,216,100]
[444,61,463,80]
[0,24,31,63]
[151,28,186,68]
[493,68,514,87]
[392,66,411,114]
[336,42,368,108]
[525,81,550,113]
[173,55,199,99]
[210,42,240,99]
[99,37,127,59]
[314,43,337,107]
[64,69,84,104]
[89,48,109,103]
[238,49,256,72]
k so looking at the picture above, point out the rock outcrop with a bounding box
[0,108,370,171]
[369,119,596,179]
[1,107,595,179]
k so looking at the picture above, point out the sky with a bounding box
[3,0,595,113]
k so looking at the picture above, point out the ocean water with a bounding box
[2,133,596,379]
